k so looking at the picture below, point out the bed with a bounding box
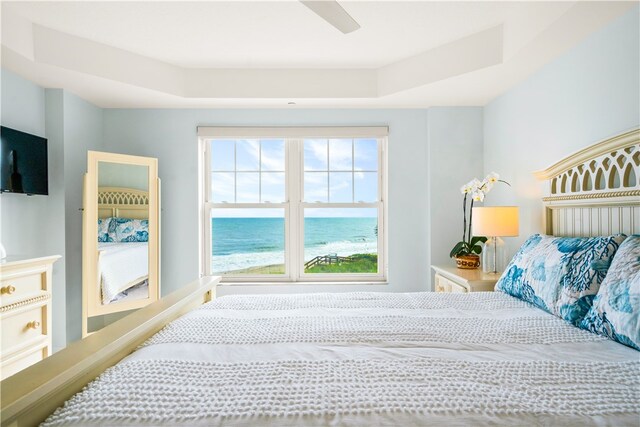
[1,128,639,426]
[96,187,150,304]
[41,291,640,426]
[98,242,149,304]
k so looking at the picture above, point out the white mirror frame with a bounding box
[82,151,160,337]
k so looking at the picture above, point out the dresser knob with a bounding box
[26,321,41,330]
[1,285,16,295]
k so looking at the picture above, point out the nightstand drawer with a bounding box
[0,270,45,306]
[432,266,498,293]
[448,281,468,293]
[435,274,449,292]
[435,274,468,293]
[1,305,46,354]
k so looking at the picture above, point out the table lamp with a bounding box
[472,206,519,274]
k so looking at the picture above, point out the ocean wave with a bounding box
[212,250,285,273]
[305,240,377,259]
[212,240,377,273]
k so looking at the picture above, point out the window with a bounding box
[199,127,387,283]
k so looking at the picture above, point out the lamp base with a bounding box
[482,236,507,274]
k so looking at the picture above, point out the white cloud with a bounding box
[211,172,235,202]
[329,139,353,171]
[304,139,328,171]
[260,139,285,171]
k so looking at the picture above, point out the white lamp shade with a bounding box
[472,206,519,237]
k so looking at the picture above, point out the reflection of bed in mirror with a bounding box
[97,187,150,304]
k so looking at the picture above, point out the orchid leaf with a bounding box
[470,236,487,246]
[449,241,466,258]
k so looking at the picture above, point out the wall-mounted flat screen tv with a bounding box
[0,126,49,195]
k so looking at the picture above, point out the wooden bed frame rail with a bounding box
[1,276,219,427]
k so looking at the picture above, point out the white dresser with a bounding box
[0,255,60,380]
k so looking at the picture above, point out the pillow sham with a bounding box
[97,218,114,242]
[113,218,149,242]
[580,235,639,350]
[495,233,626,325]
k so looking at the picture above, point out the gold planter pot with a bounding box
[455,254,480,270]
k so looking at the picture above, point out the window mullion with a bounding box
[233,142,237,203]
[288,139,302,280]
[379,138,383,202]
[326,139,330,203]
[204,142,210,204]
[352,138,355,203]
[258,140,262,203]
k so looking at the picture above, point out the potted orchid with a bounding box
[449,172,510,269]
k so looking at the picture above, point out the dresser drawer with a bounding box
[1,305,46,354]
[1,342,47,380]
[0,270,45,306]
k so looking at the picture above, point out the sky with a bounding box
[209,138,379,218]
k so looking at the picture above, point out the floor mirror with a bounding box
[82,151,160,337]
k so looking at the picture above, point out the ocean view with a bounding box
[211,217,378,273]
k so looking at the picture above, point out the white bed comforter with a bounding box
[43,292,640,426]
[98,242,148,304]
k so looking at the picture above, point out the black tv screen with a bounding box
[0,126,48,195]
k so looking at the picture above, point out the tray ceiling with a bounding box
[1,1,634,107]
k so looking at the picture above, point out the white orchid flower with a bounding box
[485,172,500,184]
[471,190,485,202]
[460,178,480,194]
[481,172,501,194]
[470,178,482,191]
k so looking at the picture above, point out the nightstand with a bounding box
[431,265,500,293]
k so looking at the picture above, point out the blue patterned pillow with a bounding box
[97,218,114,242]
[580,235,639,350]
[113,218,149,242]
[496,234,626,325]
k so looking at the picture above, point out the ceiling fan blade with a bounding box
[300,0,361,34]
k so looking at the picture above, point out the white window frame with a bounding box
[198,127,388,284]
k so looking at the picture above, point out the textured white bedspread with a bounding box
[98,242,148,304]
[43,292,640,426]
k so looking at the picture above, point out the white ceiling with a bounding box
[1,1,635,108]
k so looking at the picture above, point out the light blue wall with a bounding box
[1,69,52,256]
[428,107,484,278]
[62,92,104,343]
[484,6,640,255]
[102,109,437,297]
[44,89,67,350]
[98,163,149,191]
[0,69,47,136]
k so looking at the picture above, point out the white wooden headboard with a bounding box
[534,128,639,237]
[97,186,149,220]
